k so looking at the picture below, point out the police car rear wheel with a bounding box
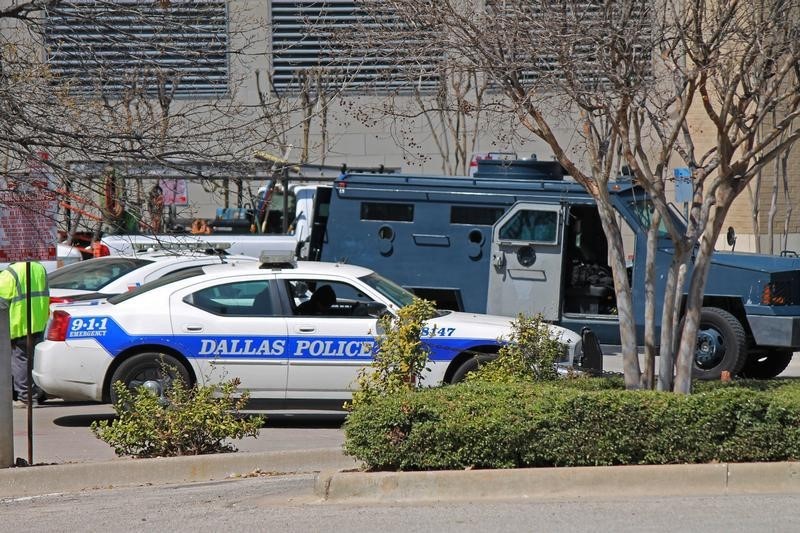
[450,354,496,383]
[109,353,191,405]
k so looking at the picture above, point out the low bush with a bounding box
[343,379,800,470]
[349,297,437,409]
[91,377,264,458]
[466,313,563,383]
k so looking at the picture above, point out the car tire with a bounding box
[450,354,496,383]
[688,307,748,380]
[108,352,191,405]
[739,349,793,379]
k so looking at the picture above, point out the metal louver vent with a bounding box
[44,0,228,97]
[271,0,442,94]
[485,0,653,86]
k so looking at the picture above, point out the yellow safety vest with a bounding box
[0,262,50,339]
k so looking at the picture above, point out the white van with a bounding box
[101,233,299,259]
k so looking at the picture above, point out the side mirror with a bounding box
[726,226,737,251]
[365,302,389,318]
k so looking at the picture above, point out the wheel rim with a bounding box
[127,366,176,398]
[695,326,726,369]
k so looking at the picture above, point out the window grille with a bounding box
[485,0,653,86]
[44,0,228,97]
[271,0,441,94]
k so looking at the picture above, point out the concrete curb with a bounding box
[0,448,358,499]
[315,462,800,503]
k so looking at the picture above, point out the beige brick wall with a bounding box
[685,104,800,253]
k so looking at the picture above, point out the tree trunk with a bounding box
[767,161,778,255]
[674,204,729,394]
[781,150,793,252]
[642,212,660,389]
[597,199,641,388]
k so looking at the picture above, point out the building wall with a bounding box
[2,0,797,250]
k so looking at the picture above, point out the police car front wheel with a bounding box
[450,354,497,383]
[108,352,192,405]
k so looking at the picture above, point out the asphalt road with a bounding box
[4,473,800,532]
[8,351,800,466]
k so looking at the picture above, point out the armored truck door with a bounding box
[487,202,564,320]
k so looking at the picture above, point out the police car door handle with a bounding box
[184,324,204,332]
[296,326,316,333]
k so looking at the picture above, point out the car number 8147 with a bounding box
[421,326,455,337]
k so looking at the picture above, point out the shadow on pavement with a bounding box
[51,411,346,429]
[249,412,346,429]
[53,414,116,427]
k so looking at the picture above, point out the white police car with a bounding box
[34,254,582,408]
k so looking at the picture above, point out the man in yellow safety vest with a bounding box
[0,261,49,407]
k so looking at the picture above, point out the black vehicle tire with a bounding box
[450,354,496,383]
[688,307,748,380]
[739,349,793,379]
[108,352,191,405]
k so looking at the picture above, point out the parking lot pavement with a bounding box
[600,349,800,378]
[6,352,800,468]
[10,402,346,467]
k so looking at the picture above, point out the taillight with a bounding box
[762,281,793,306]
[47,310,71,341]
[49,296,73,305]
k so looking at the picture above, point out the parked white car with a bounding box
[34,255,582,408]
[48,250,258,304]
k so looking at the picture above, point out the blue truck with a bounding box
[307,158,800,379]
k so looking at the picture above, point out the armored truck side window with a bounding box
[498,209,558,243]
[360,202,414,222]
[450,206,505,226]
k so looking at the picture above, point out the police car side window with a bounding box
[187,280,276,317]
[287,279,376,317]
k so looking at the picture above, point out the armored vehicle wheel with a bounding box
[109,352,191,405]
[689,307,748,380]
[739,349,793,379]
[450,354,496,383]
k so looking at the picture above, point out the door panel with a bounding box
[487,202,565,320]
[168,275,288,399]
[279,277,381,400]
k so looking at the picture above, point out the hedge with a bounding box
[343,378,800,470]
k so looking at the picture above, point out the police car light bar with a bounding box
[131,241,232,253]
[259,249,297,268]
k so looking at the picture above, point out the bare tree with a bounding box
[350,62,493,175]
[0,0,308,236]
[353,0,800,392]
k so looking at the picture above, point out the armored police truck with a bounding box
[309,158,800,380]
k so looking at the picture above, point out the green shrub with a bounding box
[343,379,800,470]
[349,297,437,409]
[467,313,564,383]
[91,377,264,458]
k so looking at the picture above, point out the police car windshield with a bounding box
[49,257,152,291]
[359,272,416,308]
[107,266,206,304]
